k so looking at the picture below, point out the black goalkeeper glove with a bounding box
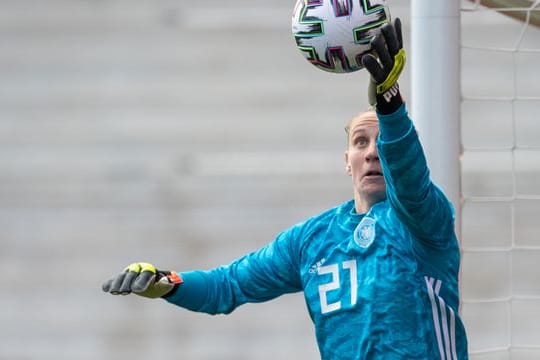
[102,262,182,299]
[362,18,406,114]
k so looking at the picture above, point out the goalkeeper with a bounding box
[103,18,469,359]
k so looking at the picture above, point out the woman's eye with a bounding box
[355,137,368,146]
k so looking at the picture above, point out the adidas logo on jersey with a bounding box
[308,258,327,274]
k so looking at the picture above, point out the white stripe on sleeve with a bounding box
[424,276,458,360]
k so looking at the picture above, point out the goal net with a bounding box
[460,0,540,358]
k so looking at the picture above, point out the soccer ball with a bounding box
[292,0,391,74]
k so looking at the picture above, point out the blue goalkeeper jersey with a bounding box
[165,104,468,359]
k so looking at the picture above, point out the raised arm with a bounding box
[362,18,455,247]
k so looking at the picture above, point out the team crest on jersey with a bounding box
[353,217,376,248]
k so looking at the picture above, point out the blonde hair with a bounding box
[344,106,377,145]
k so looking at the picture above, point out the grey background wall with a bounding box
[0,1,411,359]
[3,0,539,359]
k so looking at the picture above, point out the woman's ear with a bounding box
[344,151,352,176]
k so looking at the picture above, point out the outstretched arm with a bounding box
[163,232,302,314]
[102,227,303,314]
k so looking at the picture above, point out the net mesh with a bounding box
[460,0,540,358]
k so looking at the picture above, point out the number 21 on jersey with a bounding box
[317,260,357,314]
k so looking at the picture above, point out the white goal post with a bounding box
[410,0,461,233]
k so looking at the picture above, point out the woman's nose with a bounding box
[365,142,379,161]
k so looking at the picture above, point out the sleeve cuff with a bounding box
[376,103,412,142]
[162,271,210,311]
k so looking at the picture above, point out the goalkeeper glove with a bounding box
[102,262,182,299]
[362,18,406,114]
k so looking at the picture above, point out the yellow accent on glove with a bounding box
[376,48,406,94]
[103,262,177,299]
[125,262,156,274]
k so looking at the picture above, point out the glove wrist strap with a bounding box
[376,83,403,115]
[160,271,183,299]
